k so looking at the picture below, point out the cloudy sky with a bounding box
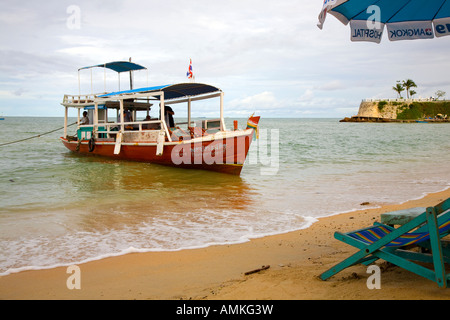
[0,0,449,118]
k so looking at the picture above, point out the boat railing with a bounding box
[77,119,166,140]
[63,93,107,106]
[175,121,198,127]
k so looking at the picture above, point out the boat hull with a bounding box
[60,130,254,175]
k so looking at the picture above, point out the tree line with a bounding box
[392,79,446,100]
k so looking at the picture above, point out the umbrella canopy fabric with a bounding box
[318,0,450,43]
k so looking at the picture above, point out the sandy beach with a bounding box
[1,189,449,300]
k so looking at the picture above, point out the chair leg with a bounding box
[320,232,374,281]
[320,252,368,280]
[426,207,447,288]
[320,208,450,287]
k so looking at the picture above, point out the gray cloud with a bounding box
[0,0,449,118]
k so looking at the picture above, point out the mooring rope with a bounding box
[0,122,77,147]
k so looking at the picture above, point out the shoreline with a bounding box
[1,188,450,300]
[3,187,446,278]
[0,215,320,278]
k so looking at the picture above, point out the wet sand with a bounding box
[1,189,449,300]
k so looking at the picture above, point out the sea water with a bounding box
[0,117,449,275]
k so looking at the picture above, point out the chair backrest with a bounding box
[349,216,450,247]
[415,198,450,234]
[436,197,450,215]
[349,198,450,247]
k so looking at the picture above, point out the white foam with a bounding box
[0,208,316,276]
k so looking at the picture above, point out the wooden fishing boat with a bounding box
[60,61,260,175]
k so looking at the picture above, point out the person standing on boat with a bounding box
[124,109,133,123]
[165,106,175,128]
[80,111,89,125]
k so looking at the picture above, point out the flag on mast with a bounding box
[186,59,194,81]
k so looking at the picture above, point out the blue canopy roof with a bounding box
[79,61,147,73]
[98,83,222,100]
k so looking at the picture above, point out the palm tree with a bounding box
[409,90,417,98]
[402,79,417,99]
[393,82,404,99]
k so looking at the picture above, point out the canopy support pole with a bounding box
[78,71,81,97]
[220,92,226,131]
[188,97,192,127]
[104,63,106,93]
[64,106,68,137]
[94,101,99,139]
[119,99,124,132]
[160,92,172,142]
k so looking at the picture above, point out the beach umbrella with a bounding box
[317,0,450,43]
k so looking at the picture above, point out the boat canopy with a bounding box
[78,61,147,73]
[98,83,222,100]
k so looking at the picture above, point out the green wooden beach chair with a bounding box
[320,198,450,288]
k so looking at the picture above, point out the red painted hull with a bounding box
[61,131,254,175]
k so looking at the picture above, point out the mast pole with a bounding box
[129,57,133,90]
[104,63,106,93]
[78,70,81,97]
